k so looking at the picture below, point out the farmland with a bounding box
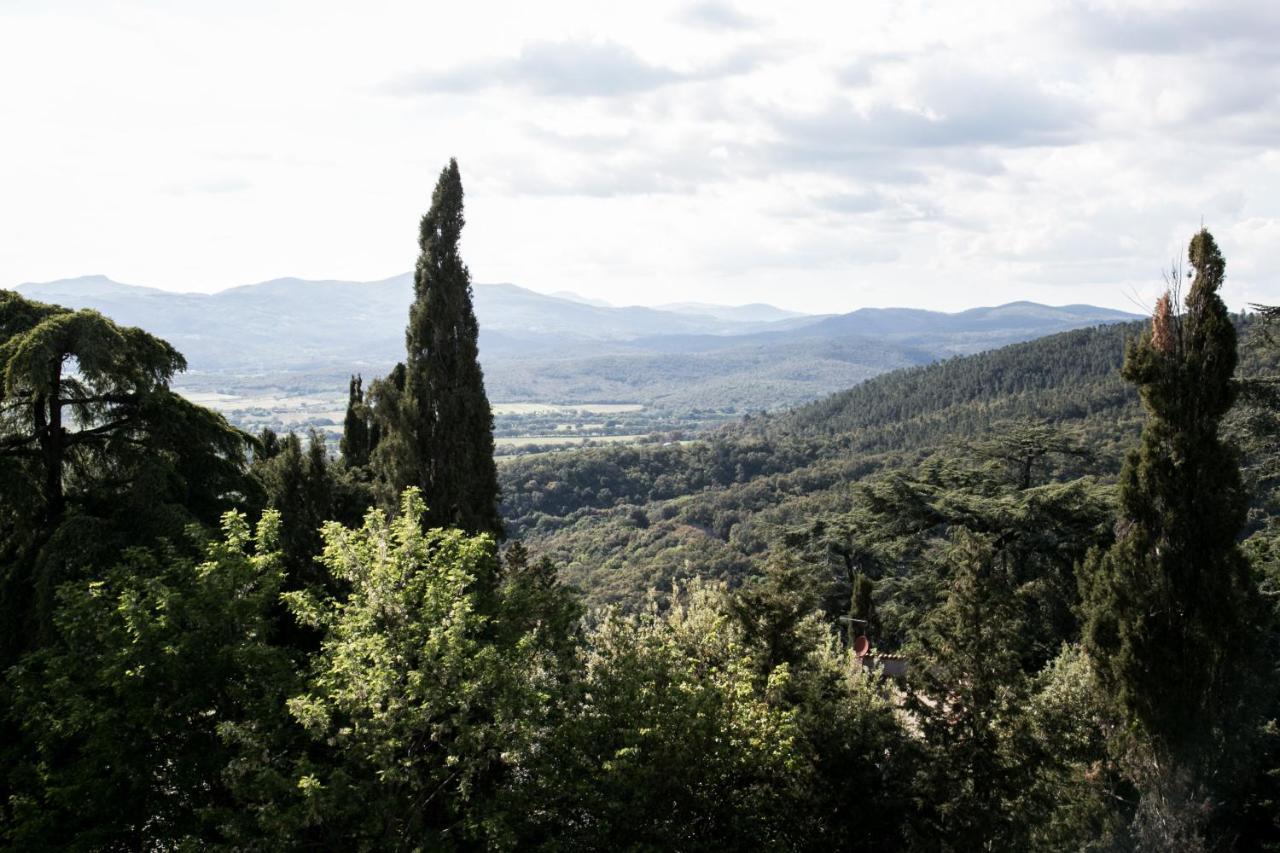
[176,387,725,456]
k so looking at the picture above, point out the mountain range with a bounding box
[13,274,1141,410]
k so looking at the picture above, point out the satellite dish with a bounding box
[853,635,871,657]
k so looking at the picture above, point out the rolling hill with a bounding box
[13,275,1140,416]
[497,320,1157,607]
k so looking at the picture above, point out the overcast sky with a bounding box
[2,0,1278,313]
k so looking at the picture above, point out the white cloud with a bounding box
[1,0,1277,313]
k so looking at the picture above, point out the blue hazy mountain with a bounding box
[13,274,1140,407]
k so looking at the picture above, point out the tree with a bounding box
[339,374,373,468]
[856,457,1113,664]
[520,581,812,850]
[972,419,1093,491]
[1023,645,1130,849]
[273,489,544,848]
[254,430,335,589]
[849,570,876,645]
[1,293,182,528]
[1081,229,1257,761]
[729,550,824,672]
[372,160,503,538]
[4,511,295,850]
[906,531,1042,850]
[0,291,255,664]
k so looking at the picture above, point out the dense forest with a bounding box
[2,163,1278,850]
[496,320,1146,607]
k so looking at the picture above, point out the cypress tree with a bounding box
[340,374,372,468]
[849,572,875,645]
[373,160,503,538]
[1081,229,1256,757]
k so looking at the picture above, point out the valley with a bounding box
[22,274,1142,454]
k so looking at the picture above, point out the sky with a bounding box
[2,0,1278,314]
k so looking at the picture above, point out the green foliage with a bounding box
[3,511,294,850]
[904,532,1041,850]
[498,321,1148,611]
[859,450,1114,663]
[1082,230,1258,759]
[730,551,824,672]
[1023,646,1131,849]
[266,489,555,848]
[252,428,370,591]
[517,580,914,851]
[0,290,256,665]
[850,570,875,639]
[524,583,807,849]
[372,160,503,538]
[340,373,375,468]
[8,230,1280,850]
[973,418,1093,490]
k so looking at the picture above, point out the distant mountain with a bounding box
[754,301,1140,356]
[549,290,613,307]
[11,274,1141,410]
[475,283,809,339]
[14,275,816,369]
[610,301,1141,361]
[656,301,806,323]
[476,298,1139,408]
[482,336,932,409]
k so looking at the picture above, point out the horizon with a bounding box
[14,270,1148,318]
[3,1,1278,314]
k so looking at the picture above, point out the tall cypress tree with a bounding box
[373,160,503,538]
[340,374,372,468]
[1081,229,1256,758]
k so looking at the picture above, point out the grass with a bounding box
[492,402,644,414]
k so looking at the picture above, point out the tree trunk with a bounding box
[37,357,64,527]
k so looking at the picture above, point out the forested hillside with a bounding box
[4,166,1278,850]
[499,320,1155,608]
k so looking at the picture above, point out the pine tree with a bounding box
[729,551,823,673]
[372,160,502,538]
[1081,229,1257,758]
[906,531,1039,849]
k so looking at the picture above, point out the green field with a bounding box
[178,389,660,456]
[494,434,646,447]
[492,402,644,415]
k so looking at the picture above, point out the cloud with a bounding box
[681,1,760,32]
[1068,2,1280,59]
[165,178,251,195]
[813,190,886,214]
[755,68,1088,186]
[391,39,768,98]
[504,162,703,198]
[707,234,901,273]
[806,189,955,225]
[497,134,733,197]
[837,51,910,88]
